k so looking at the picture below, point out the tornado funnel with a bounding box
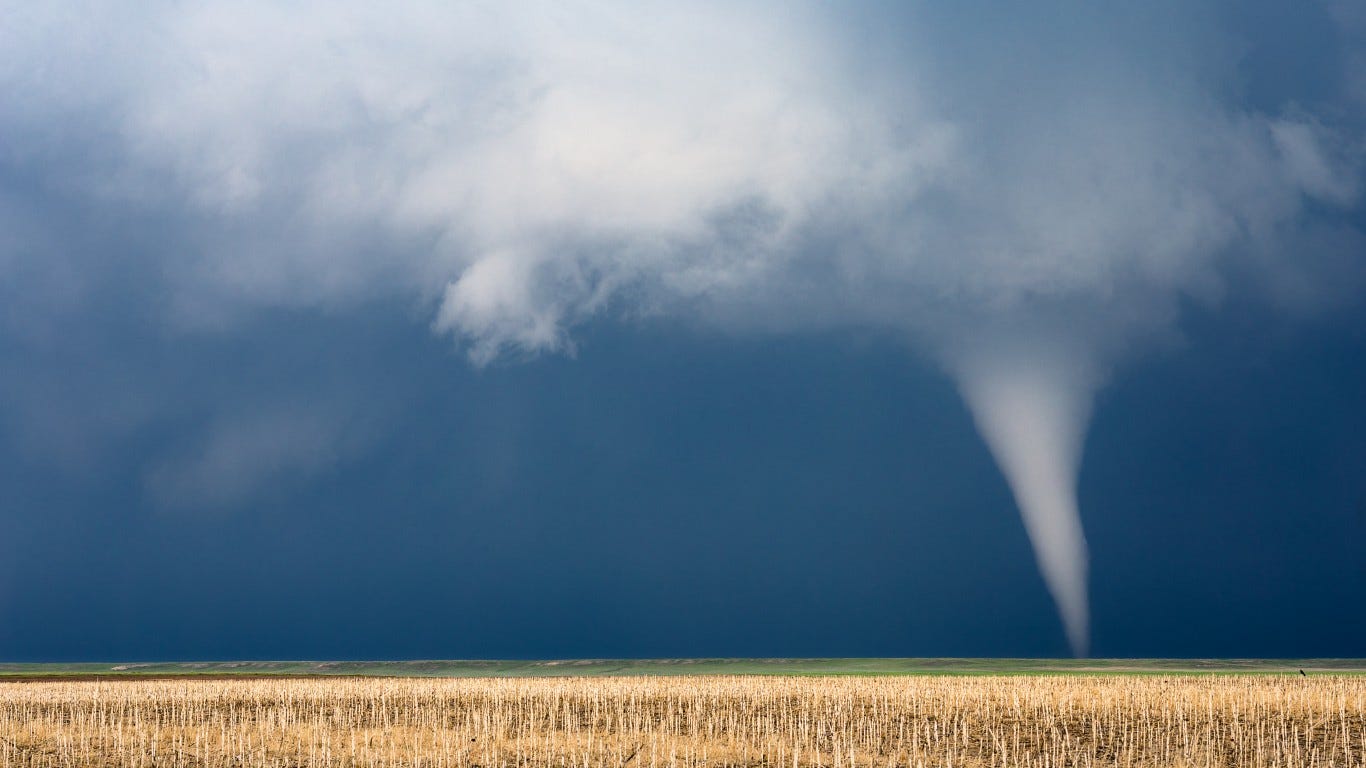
[952,348,1098,656]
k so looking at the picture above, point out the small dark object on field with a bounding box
[1300,669,1307,676]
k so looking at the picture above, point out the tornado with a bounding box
[950,344,1099,657]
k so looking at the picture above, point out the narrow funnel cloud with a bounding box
[951,344,1099,656]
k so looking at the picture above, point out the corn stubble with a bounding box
[0,675,1362,767]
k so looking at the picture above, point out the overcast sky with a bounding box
[1,0,1364,659]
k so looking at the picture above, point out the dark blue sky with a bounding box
[1,298,1362,660]
[2,0,1365,660]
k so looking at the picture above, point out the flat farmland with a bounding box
[1,674,1363,767]
[4,658,1366,678]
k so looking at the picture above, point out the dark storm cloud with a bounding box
[0,0,1363,654]
[4,1,1358,347]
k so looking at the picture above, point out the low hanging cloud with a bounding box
[143,404,362,510]
[2,0,1363,652]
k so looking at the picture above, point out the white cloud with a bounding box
[4,2,1355,354]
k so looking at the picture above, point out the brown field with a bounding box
[0,675,1362,767]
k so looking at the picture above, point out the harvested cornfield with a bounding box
[0,675,1362,767]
